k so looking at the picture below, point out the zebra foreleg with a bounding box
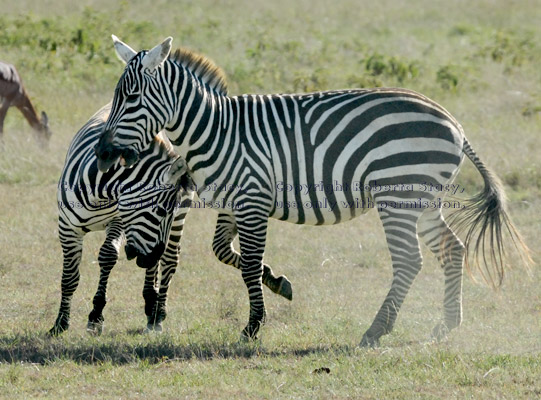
[236,211,269,340]
[145,209,187,332]
[418,209,465,341]
[142,262,160,332]
[87,218,124,335]
[49,230,84,336]
[213,213,292,300]
[360,206,424,347]
[146,257,177,332]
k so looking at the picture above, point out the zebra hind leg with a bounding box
[417,208,465,341]
[262,263,292,301]
[49,229,84,336]
[87,219,124,335]
[213,213,293,300]
[360,206,424,348]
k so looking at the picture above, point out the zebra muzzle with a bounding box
[125,243,139,261]
[125,242,166,269]
[119,147,139,168]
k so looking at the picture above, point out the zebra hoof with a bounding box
[240,323,262,342]
[144,323,163,334]
[49,314,70,336]
[431,322,450,342]
[359,333,380,348]
[48,325,66,337]
[239,331,259,342]
[276,276,293,301]
[86,321,104,336]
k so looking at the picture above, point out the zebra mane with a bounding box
[170,48,228,95]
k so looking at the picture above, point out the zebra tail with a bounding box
[446,137,532,288]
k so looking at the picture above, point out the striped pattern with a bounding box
[96,39,525,346]
[51,103,292,335]
[51,102,193,335]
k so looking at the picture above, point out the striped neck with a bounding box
[165,67,233,177]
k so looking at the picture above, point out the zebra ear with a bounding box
[166,156,188,185]
[141,37,173,71]
[112,35,137,64]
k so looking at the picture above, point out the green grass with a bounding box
[0,0,540,398]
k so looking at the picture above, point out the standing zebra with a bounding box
[53,102,292,335]
[96,36,529,346]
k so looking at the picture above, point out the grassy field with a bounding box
[0,0,540,398]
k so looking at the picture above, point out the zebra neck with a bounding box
[167,85,233,185]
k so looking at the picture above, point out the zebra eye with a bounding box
[126,94,139,104]
[155,206,167,217]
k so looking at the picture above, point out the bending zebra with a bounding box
[96,36,529,346]
[52,102,292,336]
[0,61,51,144]
[51,102,193,335]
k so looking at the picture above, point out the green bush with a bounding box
[363,53,420,85]
[436,65,460,90]
[479,30,535,67]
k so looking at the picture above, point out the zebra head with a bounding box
[95,35,174,173]
[119,156,190,268]
[38,111,52,141]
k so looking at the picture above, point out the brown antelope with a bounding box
[0,61,51,143]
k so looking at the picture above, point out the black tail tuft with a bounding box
[446,138,532,288]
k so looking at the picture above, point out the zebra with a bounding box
[51,102,193,335]
[95,36,529,346]
[52,102,292,336]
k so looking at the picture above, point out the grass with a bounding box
[0,0,540,398]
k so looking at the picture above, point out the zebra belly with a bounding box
[195,187,238,215]
[271,177,460,226]
[271,179,372,225]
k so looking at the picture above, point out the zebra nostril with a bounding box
[122,147,139,167]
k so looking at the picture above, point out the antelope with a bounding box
[0,61,51,143]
